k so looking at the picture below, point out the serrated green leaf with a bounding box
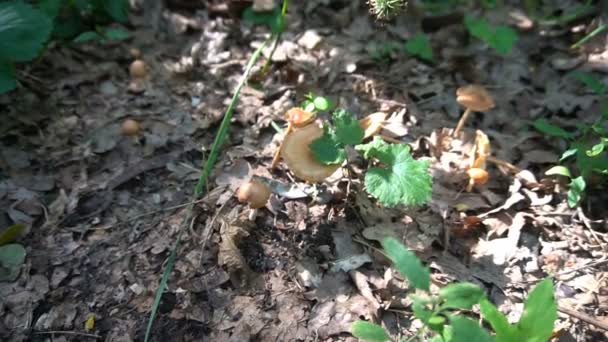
[313,96,332,111]
[0,2,53,62]
[532,119,575,139]
[0,60,17,94]
[439,282,485,310]
[490,26,518,54]
[405,32,433,61]
[73,31,100,43]
[449,316,494,342]
[103,0,129,23]
[567,176,586,208]
[479,298,519,342]
[545,165,571,178]
[309,125,346,165]
[356,137,432,207]
[381,237,430,291]
[334,109,364,145]
[516,279,557,342]
[104,27,130,40]
[0,243,26,282]
[351,321,390,342]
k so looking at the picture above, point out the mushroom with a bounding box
[130,48,142,60]
[127,79,146,94]
[237,180,271,209]
[452,85,495,137]
[359,112,387,139]
[281,122,341,183]
[121,119,140,136]
[466,167,489,191]
[129,60,147,79]
[271,108,317,168]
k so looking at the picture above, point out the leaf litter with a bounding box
[0,1,607,341]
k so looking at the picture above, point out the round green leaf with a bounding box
[0,243,26,282]
[0,2,53,62]
[313,96,331,111]
[545,165,571,178]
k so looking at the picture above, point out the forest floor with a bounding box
[1,0,607,341]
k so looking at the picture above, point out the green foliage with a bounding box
[0,243,26,282]
[367,0,407,20]
[351,321,390,342]
[302,93,333,112]
[0,224,26,246]
[567,176,586,208]
[356,137,432,207]
[464,15,518,54]
[382,237,430,291]
[0,0,129,94]
[405,33,434,62]
[532,119,575,139]
[242,5,284,34]
[351,239,557,342]
[310,108,364,165]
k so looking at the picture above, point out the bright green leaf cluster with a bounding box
[356,137,432,207]
[464,15,518,54]
[405,33,434,62]
[309,109,364,165]
[242,5,284,34]
[302,93,333,112]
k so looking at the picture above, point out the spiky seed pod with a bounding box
[368,0,407,20]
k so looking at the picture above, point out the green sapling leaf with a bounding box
[545,166,571,178]
[405,32,433,61]
[532,119,575,139]
[356,137,432,207]
[351,321,390,342]
[439,282,485,310]
[309,125,346,165]
[333,109,364,145]
[480,298,519,342]
[0,1,53,62]
[567,176,586,208]
[381,237,430,291]
[516,279,557,342]
[313,96,332,111]
[449,316,494,342]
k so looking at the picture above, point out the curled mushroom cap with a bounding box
[284,107,316,128]
[456,85,495,112]
[359,112,387,139]
[281,122,341,183]
[237,180,271,209]
[467,168,489,185]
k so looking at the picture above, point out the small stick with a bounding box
[486,156,521,173]
[452,108,472,137]
[271,123,292,168]
[32,331,101,339]
[558,305,608,331]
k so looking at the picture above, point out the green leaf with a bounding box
[309,125,346,165]
[0,60,17,94]
[490,26,518,54]
[545,165,571,178]
[586,142,605,157]
[572,141,608,177]
[570,71,607,95]
[356,137,432,207]
[567,176,586,208]
[313,96,332,111]
[103,0,129,23]
[411,296,433,322]
[104,27,130,40]
[0,243,26,282]
[73,31,101,43]
[560,148,578,161]
[439,282,485,310]
[532,118,575,139]
[428,315,447,332]
[0,224,26,246]
[351,321,390,342]
[464,15,493,42]
[405,33,433,61]
[480,298,518,342]
[39,0,63,19]
[0,2,53,62]
[516,279,557,342]
[242,6,283,34]
[381,237,430,291]
[449,316,494,342]
[302,100,316,113]
[333,109,364,145]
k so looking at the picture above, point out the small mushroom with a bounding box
[237,180,270,209]
[452,85,495,137]
[359,112,387,139]
[130,48,142,60]
[466,167,489,191]
[129,60,147,79]
[281,122,341,183]
[271,108,317,168]
[121,119,140,136]
[127,79,146,94]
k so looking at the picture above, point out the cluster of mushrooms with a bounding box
[128,48,148,94]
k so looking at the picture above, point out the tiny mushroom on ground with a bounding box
[452,85,495,137]
[121,119,140,136]
[466,167,489,191]
[271,107,317,168]
[281,122,341,183]
[237,179,271,220]
[129,60,147,79]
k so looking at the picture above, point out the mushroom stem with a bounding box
[486,156,521,173]
[453,107,472,137]
[270,123,293,168]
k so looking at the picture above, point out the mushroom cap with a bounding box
[359,112,387,139]
[284,107,316,128]
[467,168,489,185]
[129,60,147,79]
[281,122,341,183]
[121,119,140,136]
[237,180,271,209]
[456,85,495,112]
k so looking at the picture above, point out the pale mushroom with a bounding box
[271,108,317,168]
[281,122,341,183]
[237,179,271,220]
[452,85,495,137]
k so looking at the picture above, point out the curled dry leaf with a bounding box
[281,122,340,183]
[359,112,387,139]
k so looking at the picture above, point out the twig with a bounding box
[32,330,101,339]
[558,305,608,331]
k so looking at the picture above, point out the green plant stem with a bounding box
[571,23,607,49]
[261,0,289,74]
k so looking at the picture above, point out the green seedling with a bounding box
[405,33,434,62]
[302,93,333,112]
[464,15,518,54]
[351,238,557,342]
[242,4,284,34]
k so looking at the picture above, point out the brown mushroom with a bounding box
[452,85,495,137]
[130,48,142,60]
[466,167,489,191]
[281,122,341,183]
[237,180,271,209]
[129,60,147,79]
[359,112,387,139]
[271,108,317,168]
[121,119,140,136]
[127,78,146,94]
